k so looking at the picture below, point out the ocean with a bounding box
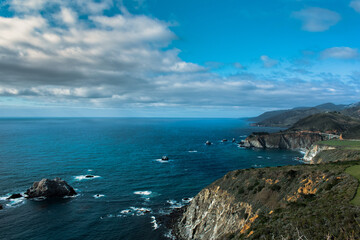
[0,118,302,240]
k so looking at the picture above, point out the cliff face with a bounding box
[175,186,257,240]
[243,132,333,151]
[173,162,360,239]
[303,144,336,163]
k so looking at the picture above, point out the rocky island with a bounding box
[25,178,76,198]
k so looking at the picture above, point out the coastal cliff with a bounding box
[172,162,360,239]
[303,144,335,163]
[242,131,335,151]
[303,140,360,164]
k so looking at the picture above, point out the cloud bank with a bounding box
[0,0,359,117]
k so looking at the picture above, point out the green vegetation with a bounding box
[214,160,360,239]
[318,139,360,150]
[345,165,360,205]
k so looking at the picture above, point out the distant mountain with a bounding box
[249,102,356,127]
[289,112,360,134]
[315,103,347,111]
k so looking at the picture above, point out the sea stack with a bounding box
[7,193,22,200]
[25,178,76,198]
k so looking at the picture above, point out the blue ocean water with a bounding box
[0,118,302,240]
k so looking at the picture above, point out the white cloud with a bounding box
[260,55,278,68]
[350,0,360,12]
[59,7,78,25]
[321,47,359,59]
[9,0,49,12]
[292,7,341,32]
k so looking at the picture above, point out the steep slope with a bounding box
[172,161,360,239]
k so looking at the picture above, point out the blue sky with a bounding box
[0,0,359,117]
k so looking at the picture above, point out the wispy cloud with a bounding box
[350,0,360,12]
[260,56,279,68]
[233,62,245,69]
[292,7,341,32]
[321,47,359,59]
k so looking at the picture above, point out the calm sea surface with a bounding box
[0,118,302,240]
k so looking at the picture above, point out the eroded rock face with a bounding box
[303,144,336,163]
[25,178,76,198]
[244,132,329,151]
[175,186,257,240]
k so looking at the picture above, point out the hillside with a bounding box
[249,103,354,127]
[289,112,360,134]
[172,161,360,239]
[342,106,360,119]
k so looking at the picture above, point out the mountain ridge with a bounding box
[249,102,359,127]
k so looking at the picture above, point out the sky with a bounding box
[0,0,359,117]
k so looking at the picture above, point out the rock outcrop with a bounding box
[172,162,360,239]
[175,186,257,239]
[303,144,336,163]
[25,178,76,198]
[7,193,22,199]
[242,131,337,151]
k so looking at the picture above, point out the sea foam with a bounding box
[151,216,160,230]
[155,159,170,163]
[134,191,152,196]
[93,194,105,199]
[74,175,100,181]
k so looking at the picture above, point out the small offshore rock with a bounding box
[0,204,3,210]
[205,141,212,145]
[25,178,76,198]
[85,175,94,178]
[222,139,228,142]
[162,156,169,161]
[7,193,22,199]
[232,138,236,142]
